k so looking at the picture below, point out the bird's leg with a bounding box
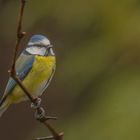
[30,97,57,121]
[30,98,45,120]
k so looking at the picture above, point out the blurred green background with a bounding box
[0,0,140,140]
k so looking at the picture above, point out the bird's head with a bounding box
[25,35,54,56]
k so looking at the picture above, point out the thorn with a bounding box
[8,69,11,73]
[17,32,26,39]
[8,69,16,76]
[22,31,26,36]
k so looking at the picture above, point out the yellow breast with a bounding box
[9,55,56,103]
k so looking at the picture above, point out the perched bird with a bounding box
[0,35,56,117]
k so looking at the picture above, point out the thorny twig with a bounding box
[9,0,63,140]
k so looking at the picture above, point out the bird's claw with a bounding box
[35,107,45,120]
[31,98,42,109]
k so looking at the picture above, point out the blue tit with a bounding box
[0,34,56,117]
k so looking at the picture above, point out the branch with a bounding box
[8,0,63,140]
[11,0,26,75]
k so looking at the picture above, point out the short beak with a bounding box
[47,44,53,49]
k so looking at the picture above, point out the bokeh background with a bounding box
[0,0,140,140]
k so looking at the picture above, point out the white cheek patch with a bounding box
[26,47,46,55]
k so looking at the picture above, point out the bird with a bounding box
[0,34,56,117]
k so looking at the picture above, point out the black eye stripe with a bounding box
[28,44,53,48]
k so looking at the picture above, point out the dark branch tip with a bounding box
[22,0,27,3]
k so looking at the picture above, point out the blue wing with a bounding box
[4,53,35,95]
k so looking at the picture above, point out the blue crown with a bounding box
[28,34,50,46]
